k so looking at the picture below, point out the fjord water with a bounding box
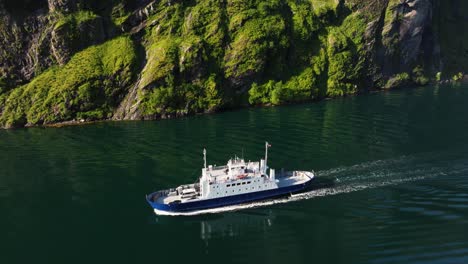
[2,85,468,263]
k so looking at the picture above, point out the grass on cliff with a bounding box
[0,0,402,128]
[134,0,368,111]
[0,36,138,128]
[248,9,367,105]
[137,33,222,116]
[135,0,227,117]
[2,0,445,129]
[54,10,99,30]
[326,12,366,96]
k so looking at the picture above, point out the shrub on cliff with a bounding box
[0,36,137,128]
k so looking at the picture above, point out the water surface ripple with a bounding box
[1,85,468,263]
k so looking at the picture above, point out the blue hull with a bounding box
[146,178,314,213]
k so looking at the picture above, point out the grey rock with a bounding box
[48,0,78,13]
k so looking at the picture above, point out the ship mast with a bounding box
[203,148,207,169]
[264,141,271,173]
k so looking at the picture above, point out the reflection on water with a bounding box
[151,209,276,243]
[200,210,276,241]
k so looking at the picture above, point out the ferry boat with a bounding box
[146,142,314,213]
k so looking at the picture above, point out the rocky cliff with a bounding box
[0,0,466,128]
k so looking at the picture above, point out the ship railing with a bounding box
[208,165,228,171]
[276,170,313,178]
[294,171,303,177]
[294,171,314,178]
[148,187,182,202]
[148,190,167,202]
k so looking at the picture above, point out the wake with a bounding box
[154,152,462,216]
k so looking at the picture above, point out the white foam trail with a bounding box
[153,175,437,216]
[291,175,428,200]
[153,152,464,216]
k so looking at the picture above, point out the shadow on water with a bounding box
[151,209,277,241]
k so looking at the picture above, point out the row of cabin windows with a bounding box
[215,184,270,196]
[226,181,251,187]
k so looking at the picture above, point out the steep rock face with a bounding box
[48,0,78,13]
[0,36,138,128]
[0,0,53,89]
[50,12,106,65]
[380,0,434,75]
[397,0,433,67]
[1,0,468,128]
[0,0,111,90]
[433,0,468,75]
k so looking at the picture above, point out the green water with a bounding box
[2,85,468,263]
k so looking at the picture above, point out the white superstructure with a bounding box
[155,142,313,205]
[200,156,277,199]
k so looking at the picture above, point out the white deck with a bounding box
[203,160,261,184]
[158,195,192,204]
[277,172,312,187]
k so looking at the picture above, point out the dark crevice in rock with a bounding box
[3,0,48,18]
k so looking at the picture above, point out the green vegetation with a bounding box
[140,73,222,116]
[435,72,442,82]
[2,0,446,128]
[110,2,131,26]
[385,72,410,89]
[135,0,230,116]
[137,31,222,115]
[452,72,464,82]
[312,0,340,17]
[0,36,137,128]
[246,4,366,104]
[54,11,98,30]
[412,66,429,85]
[224,0,289,81]
[326,12,366,96]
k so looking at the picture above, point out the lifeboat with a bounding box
[237,174,248,179]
